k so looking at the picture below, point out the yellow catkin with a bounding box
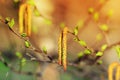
[108,62,119,80]
[19,3,31,36]
[19,3,26,34]
[26,4,31,36]
[116,65,120,80]
[58,33,62,65]
[62,27,68,71]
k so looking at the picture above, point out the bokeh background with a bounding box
[0,0,120,80]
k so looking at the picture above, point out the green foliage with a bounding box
[44,19,52,25]
[5,18,15,28]
[21,58,26,66]
[16,52,23,59]
[115,45,120,59]
[27,0,35,6]
[101,44,107,51]
[42,46,47,54]
[96,51,103,57]
[78,40,87,47]
[84,49,91,55]
[33,7,40,16]
[78,52,84,58]
[21,33,27,37]
[25,41,31,48]
[73,26,79,35]
[60,22,65,28]
[97,60,103,64]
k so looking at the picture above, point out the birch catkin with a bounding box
[19,3,31,36]
[116,65,120,80]
[62,27,68,71]
[108,62,119,80]
[58,33,62,65]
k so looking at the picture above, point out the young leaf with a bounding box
[21,33,27,37]
[42,46,47,54]
[78,40,87,47]
[96,51,103,57]
[78,52,84,58]
[21,58,26,66]
[33,7,40,16]
[25,41,31,48]
[16,52,22,59]
[60,22,65,28]
[73,26,78,35]
[97,60,103,65]
[101,44,108,51]
[8,18,15,28]
[99,24,109,32]
[27,0,35,6]
[84,49,91,55]
[44,19,52,25]
[115,45,120,59]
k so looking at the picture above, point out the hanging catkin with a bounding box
[62,27,68,71]
[19,3,31,36]
[58,33,62,65]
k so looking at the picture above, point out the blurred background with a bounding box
[0,0,120,80]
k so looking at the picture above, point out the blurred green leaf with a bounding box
[21,58,26,66]
[99,24,109,32]
[96,51,103,57]
[78,52,84,58]
[115,45,120,59]
[60,22,65,28]
[8,18,15,28]
[42,46,47,54]
[16,52,22,59]
[78,40,87,47]
[21,33,27,37]
[25,41,31,48]
[101,44,107,51]
[84,49,91,55]
[73,26,78,35]
[44,19,52,25]
[27,0,35,6]
[33,7,40,16]
[77,20,84,28]
[97,60,103,64]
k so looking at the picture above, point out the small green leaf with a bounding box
[77,20,84,28]
[78,52,84,58]
[96,51,103,57]
[42,46,47,54]
[8,18,15,28]
[21,33,27,37]
[97,60,103,65]
[99,24,109,32]
[44,19,52,25]
[25,41,31,48]
[5,17,10,24]
[33,7,40,16]
[78,40,87,47]
[60,22,65,28]
[84,49,91,55]
[115,45,120,59]
[21,58,26,66]
[101,44,108,51]
[73,26,79,35]
[27,0,35,6]
[73,37,79,42]
[16,52,22,59]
